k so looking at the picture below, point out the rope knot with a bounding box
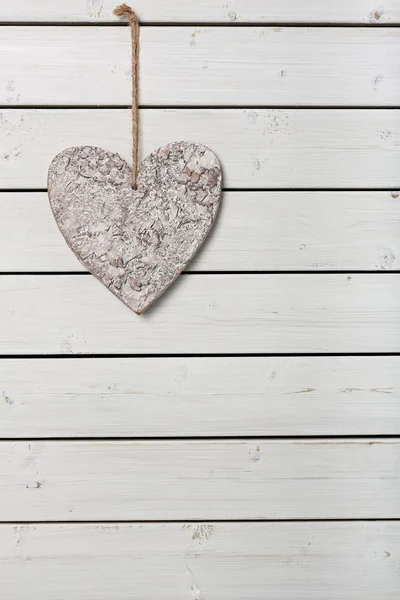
[113,3,138,22]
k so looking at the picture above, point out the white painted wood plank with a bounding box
[0,522,397,600]
[1,274,399,354]
[3,191,400,272]
[2,27,399,106]
[1,109,399,188]
[1,357,399,437]
[0,439,398,519]
[1,0,398,23]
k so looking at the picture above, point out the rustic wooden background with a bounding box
[0,1,400,597]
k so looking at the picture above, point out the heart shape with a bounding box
[48,142,222,314]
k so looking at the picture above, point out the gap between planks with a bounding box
[2,106,400,109]
[1,22,400,27]
[1,518,400,523]
[1,353,400,357]
[0,436,397,441]
[0,272,399,275]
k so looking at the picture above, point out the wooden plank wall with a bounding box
[0,1,399,597]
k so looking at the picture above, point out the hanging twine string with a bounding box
[113,4,139,189]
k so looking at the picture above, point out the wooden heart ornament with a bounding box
[48,142,222,314]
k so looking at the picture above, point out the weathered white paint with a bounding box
[1,0,398,23]
[1,27,399,106]
[1,0,397,590]
[2,191,400,272]
[1,274,399,354]
[1,357,399,437]
[1,109,399,189]
[1,439,399,520]
[0,522,398,600]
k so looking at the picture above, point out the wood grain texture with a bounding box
[1,439,399,519]
[2,27,399,106]
[1,274,400,354]
[1,109,399,189]
[1,0,399,23]
[48,144,221,314]
[2,0,398,587]
[2,191,400,272]
[0,522,398,600]
[1,357,399,437]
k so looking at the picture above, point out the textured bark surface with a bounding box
[48,142,221,313]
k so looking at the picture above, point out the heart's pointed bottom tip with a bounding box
[133,299,155,315]
[129,299,150,315]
